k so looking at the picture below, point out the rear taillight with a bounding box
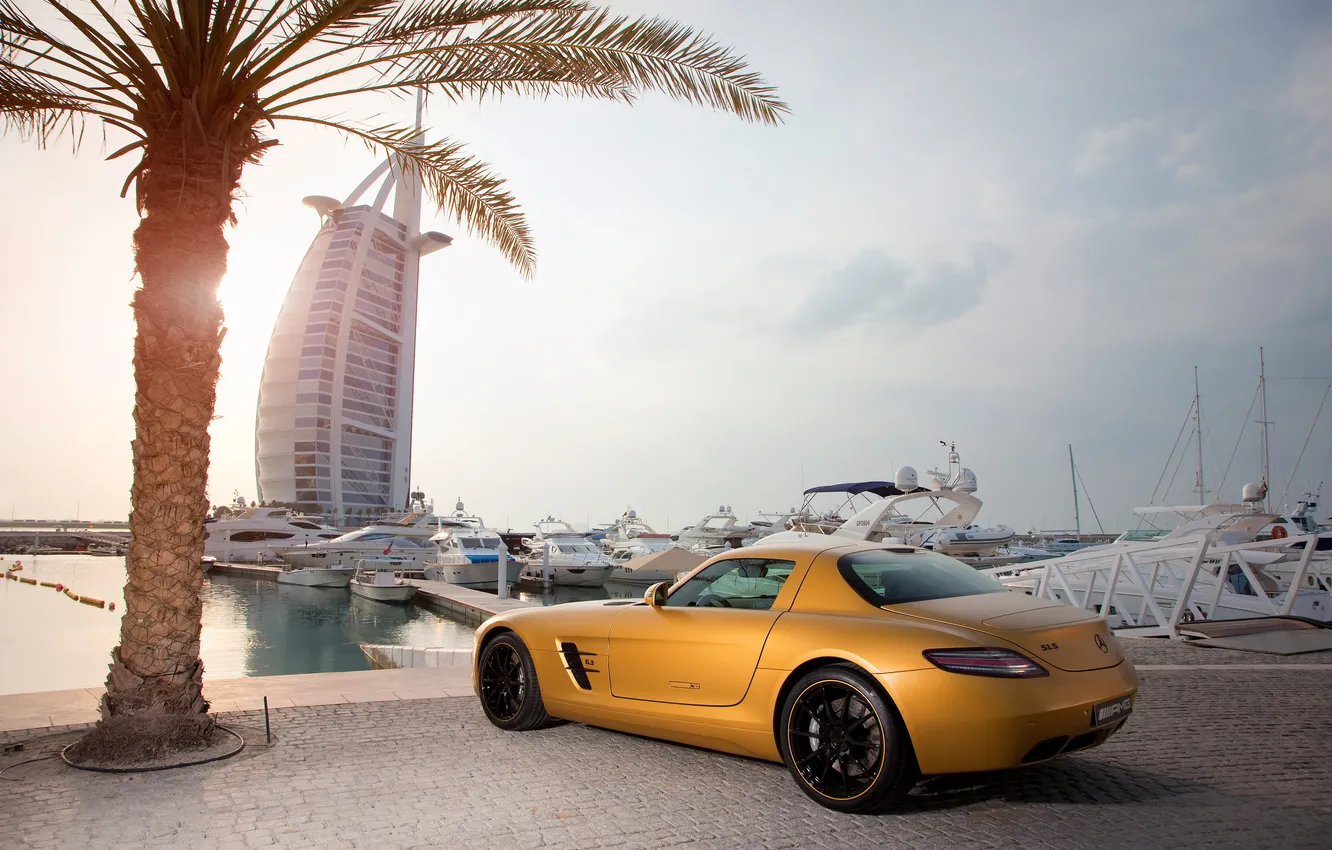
[923,648,1049,678]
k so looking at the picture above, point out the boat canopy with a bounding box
[803,481,898,498]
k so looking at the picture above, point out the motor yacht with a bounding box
[788,462,1015,563]
[348,559,416,604]
[611,545,707,585]
[204,507,343,562]
[518,518,614,588]
[275,503,460,569]
[603,509,677,563]
[275,561,356,587]
[984,484,1332,630]
[421,505,520,589]
[675,506,756,554]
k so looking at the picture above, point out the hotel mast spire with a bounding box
[255,91,452,520]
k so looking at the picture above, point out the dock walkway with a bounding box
[408,579,535,624]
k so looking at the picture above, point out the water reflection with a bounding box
[2,554,665,696]
[202,575,474,678]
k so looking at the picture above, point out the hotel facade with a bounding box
[254,157,451,520]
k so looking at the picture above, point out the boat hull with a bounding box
[349,581,415,603]
[280,548,431,569]
[423,560,521,589]
[609,566,678,584]
[276,567,355,587]
[520,564,614,588]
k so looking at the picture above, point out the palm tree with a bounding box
[0,0,785,749]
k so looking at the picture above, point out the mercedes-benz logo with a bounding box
[1094,634,1109,653]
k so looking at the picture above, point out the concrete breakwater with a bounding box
[0,530,130,555]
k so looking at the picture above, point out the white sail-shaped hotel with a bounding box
[255,142,451,520]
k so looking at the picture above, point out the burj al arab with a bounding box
[254,118,452,520]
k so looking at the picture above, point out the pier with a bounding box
[409,579,535,624]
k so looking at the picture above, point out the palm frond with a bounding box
[276,114,534,276]
[261,5,787,125]
[0,65,89,144]
[356,0,586,47]
[3,0,787,276]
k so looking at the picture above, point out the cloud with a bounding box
[1073,116,1211,183]
[1073,118,1161,176]
[789,245,1010,333]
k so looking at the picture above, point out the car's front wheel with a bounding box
[477,632,550,731]
[778,665,917,813]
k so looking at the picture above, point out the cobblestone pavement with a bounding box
[1122,636,1332,666]
[3,661,1331,849]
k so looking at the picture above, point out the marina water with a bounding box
[0,554,475,696]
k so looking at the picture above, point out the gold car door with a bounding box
[608,557,797,707]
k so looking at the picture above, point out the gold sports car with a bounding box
[473,539,1138,813]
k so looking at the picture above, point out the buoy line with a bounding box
[3,571,117,611]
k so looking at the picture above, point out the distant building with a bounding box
[254,154,451,520]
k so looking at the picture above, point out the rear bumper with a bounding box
[880,661,1139,775]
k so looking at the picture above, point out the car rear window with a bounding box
[838,549,1006,606]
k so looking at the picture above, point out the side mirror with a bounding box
[644,582,668,608]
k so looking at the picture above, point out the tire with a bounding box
[777,665,917,813]
[477,632,550,731]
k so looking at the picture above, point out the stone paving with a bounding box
[2,643,1330,849]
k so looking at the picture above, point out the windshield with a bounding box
[838,549,1005,606]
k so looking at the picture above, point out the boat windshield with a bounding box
[456,537,501,549]
[838,549,1005,606]
[556,542,601,554]
[329,530,397,543]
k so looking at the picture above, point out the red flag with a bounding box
[382,543,392,555]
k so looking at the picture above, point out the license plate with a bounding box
[1092,695,1132,727]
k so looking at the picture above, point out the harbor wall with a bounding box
[360,645,473,670]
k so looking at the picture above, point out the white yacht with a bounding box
[275,507,457,569]
[984,484,1332,630]
[275,561,355,587]
[421,506,519,589]
[519,518,614,588]
[204,507,342,562]
[675,506,756,554]
[603,510,677,563]
[783,459,1016,565]
[349,559,416,604]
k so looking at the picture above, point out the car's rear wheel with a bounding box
[778,665,916,813]
[478,632,550,731]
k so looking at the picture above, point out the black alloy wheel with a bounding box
[779,665,916,813]
[477,632,551,731]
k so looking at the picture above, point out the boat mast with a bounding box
[1194,366,1206,505]
[1069,444,1081,534]
[1259,347,1271,510]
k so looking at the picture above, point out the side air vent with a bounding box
[560,642,593,690]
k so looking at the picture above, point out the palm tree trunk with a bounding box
[100,119,240,729]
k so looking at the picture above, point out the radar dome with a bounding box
[1242,482,1264,503]
[454,499,465,512]
[894,466,918,490]
[627,509,637,519]
[956,469,978,493]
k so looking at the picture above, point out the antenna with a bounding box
[1069,444,1080,535]
[1194,366,1206,505]
[1258,347,1271,510]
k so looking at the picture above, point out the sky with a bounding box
[2,0,1331,533]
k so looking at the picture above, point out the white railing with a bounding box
[983,533,1332,638]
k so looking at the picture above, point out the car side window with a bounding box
[665,558,796,610]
